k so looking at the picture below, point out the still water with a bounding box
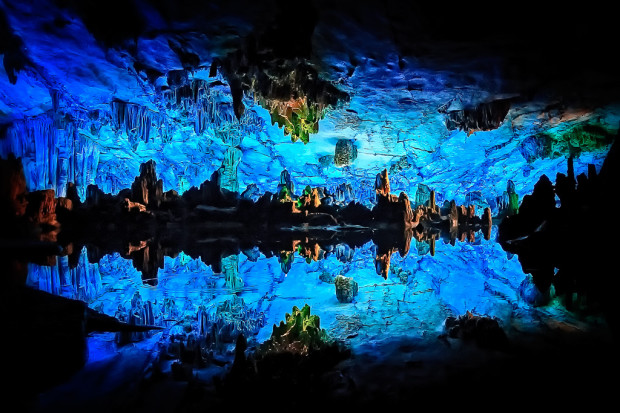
[26,225,595,365]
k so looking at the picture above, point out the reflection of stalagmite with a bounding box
[219,147,243,194]
[399,229,413,257]
[125,240,148,255]
[129,241,164,286]
[374,248,395,279]
[483,207,492,240]
[302,242,322,262]
[222,254,243,292]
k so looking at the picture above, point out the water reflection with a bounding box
[25,225,543,355]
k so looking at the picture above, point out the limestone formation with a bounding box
[334,275,359,303]
[0,154,28,218]
[2,157,503,285]
[334,139,358,167]
[25,189,57,227]
[442,98,511,134]
[131,160,163,209]
[375,169,390,199]
[123,198,147,213]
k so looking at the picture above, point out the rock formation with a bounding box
[0,153,28,219]
[2,157,497,283]
[131,160,163,209]
[334,275,359,303]
[499,138,620,333]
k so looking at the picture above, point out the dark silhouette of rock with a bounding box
[0,153,28,218]
[4,285,161,398]
[499,136,620,336]
[442,98,511,134]
[25,189,58,228]
[443,311,509,350]
[131,159,163,209]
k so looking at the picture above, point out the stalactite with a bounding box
[25,247,102,302]
[111,100,165,147]
[0,114,100,200]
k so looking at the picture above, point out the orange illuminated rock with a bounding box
[375,169,390,199]
[123,198,147,213]
[57,197,73,211]
[26,189,58,227]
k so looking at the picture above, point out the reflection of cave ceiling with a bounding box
[1,0,619,209]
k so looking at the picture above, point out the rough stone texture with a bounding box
[122,198,147,213]
[334,139,358,167]
[443,98,511,134]
[374,169,390,200]
[334,274,359,303]
[131,160,163,209]
[0,154,27,217]
[25,189,57,226]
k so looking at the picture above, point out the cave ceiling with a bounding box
[1,0,618,207]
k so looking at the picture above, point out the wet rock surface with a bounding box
[1,1,619,410]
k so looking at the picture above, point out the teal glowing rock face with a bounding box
[520,124,615,163]
[2,1,620,406]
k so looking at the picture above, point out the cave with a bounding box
[1,0,619,410]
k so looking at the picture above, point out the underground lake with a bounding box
[1,0,619,410]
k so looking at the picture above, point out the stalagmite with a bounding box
[375,169,390,200]
[131,160,163,208]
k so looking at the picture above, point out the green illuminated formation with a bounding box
[549,124,614,157]
[279,250,295,273]
[278,185,293,202]
[506,179,519,216]
[262,97,323,144]
[221,304,350,403]
[257,304,330,356]
[521,123,614,162]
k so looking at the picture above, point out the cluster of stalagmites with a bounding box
[371,168,493,278]
[498,139,620,329]
[3,154,494,284]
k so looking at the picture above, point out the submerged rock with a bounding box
[334,139,358,167]
[334,274,359,303]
